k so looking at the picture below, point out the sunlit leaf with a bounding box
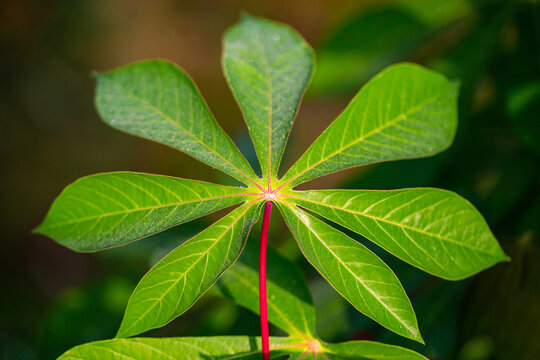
[57,336,430,360]
[58,336,300,359]
[94,60,261,187]
[117,201,262,338]
[289,189,509,279]
[278,202,422,343]
[223,14,314,186]
[279,63,458,188]
[216,240,316,339]
[324,340,428,360]
[35,172,252,252]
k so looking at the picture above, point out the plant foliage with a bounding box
[37,14,508,359]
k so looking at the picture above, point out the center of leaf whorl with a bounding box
[307,339,323,352]
[263,189,278,201]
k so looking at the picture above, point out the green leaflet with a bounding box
[278,202,422,343]
[323,341,428,360]
[279,63,459,188]
[223,14,314,187]
[288,189,509,280]
[57,336,299,360]
[94,60,261,187]
[117,202,262,338]
[54,336,426,360]
[215,240,316,339]
[35,172,253,252]
[57,336,428,359]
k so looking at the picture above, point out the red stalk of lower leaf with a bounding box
[259,200,273,360]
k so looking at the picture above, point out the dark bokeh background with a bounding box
[1,0,539,359]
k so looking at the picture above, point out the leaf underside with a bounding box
[278,202,422,343]
[279,63,459,188]
[287,188,509,280]
[35,172,251,251]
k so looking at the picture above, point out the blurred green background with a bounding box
[1,0,539,359]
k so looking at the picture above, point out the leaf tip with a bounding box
[32,220,50,237]
[407,325,424,345]
[494,243,511,264]
[31,225,43,235]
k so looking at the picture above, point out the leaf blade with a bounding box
[94,60,261,188]
[290,188,509,280]
[324,340,428,360]
[279,63,459,188]
[278,202,422,343]
[58,336,300,360]
[223,14,314,186]
[117,201,262,338]
[35,172,254,252]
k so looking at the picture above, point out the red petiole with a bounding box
[259,200,273,360]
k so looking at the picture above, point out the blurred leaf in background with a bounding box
[310,0,473,96]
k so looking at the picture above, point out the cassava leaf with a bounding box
[215,240,316,339]
[35,172,252,252]
[223,14,314,187]
[117,201,262,338]
[94,60,261,188]
[56,336,429,360]
[37,14,510,359]
[279,63,459,188]
[57,336,299,360]
[288,188,509,280]
[278,202,422,343]
[324,340,428,360]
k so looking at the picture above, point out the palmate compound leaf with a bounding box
[36,13,506,359]
[277,201,423,343]
[94,59,262,189]
[117,201,263,338]
[57,336,428,360]
[215,240,316,339]
[35,172,253,251]
[277,63,459,189]
[286,189,509,280]
[223,14,314,188]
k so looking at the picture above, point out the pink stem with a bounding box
[259,201,273,360]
